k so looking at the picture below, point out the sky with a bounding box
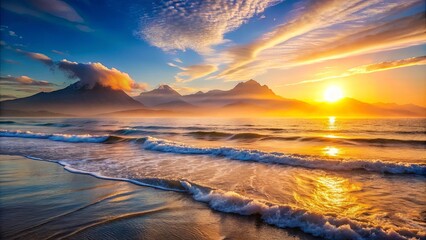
[0,0,425,106]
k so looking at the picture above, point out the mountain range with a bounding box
[1,79,425,117]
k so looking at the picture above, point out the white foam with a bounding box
[181,181,425,240]
[20,154,425,240]
[0,130,109,143]
[142,136,426,175]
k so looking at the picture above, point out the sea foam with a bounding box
[20,155,426,239]
[181,181,425,240]
[0,130,109,143]
[142,136,426,175]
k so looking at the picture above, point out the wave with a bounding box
[0,121,72,128]
[132,125,207,131]
[20,154,426,240]
[0,130,112,143]
[3,130,425,175]
[0,120,16,124]
[35,123,72,128]
[141,137,426,175]
[181,181,425,240]
[187,131,233,138]
[131,128,426,147]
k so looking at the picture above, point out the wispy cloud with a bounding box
[173,58,183,63]
[168,63,218,82]
[0,75,56,94]
[16,48,54,66]
[288,56,426,85]
[139,0,281,53]
[174,0,425,81]
[1,0,91,31]
[2,59,20,64]
[51,49,65,55]
[0,75,55,86]
[0,25,23,38]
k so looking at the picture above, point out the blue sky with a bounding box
[1,0,425,105]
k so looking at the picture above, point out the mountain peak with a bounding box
[139,84,181,97]
[230,79,276,97]
[235,79,261,87]
[158,84,173,90]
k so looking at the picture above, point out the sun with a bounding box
[324,85,344,102]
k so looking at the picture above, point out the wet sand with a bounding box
[0,155,315,240]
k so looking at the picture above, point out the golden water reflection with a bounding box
[323,146,339,157]
[328,116,336,130]
[294,175,365,218]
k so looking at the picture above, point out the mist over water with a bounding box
[1,117,425,239]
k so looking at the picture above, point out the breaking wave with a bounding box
[116,128,426,147]
[2,130,425,175]
[0,130,112,143]
[181,181,425,240]
[19,155,426,240]
[141,137,426,175]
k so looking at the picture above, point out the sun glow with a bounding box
[323,146,339,157]
[324,85,344,102]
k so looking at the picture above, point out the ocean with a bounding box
[0,117,425,239]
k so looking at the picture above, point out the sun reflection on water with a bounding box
[323,146,339,156]
[294,175,365,218]
[327,116,336,130]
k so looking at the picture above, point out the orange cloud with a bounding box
[168,63,218,83]
[57,60,147,91]
[209,0,424,81]
[16,49,54,66]
[0,75,54,86]
[288,56,426,85]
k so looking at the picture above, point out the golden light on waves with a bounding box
[294,175,365,218]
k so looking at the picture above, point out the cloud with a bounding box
[139,0,281,53]
[51,49,65,55]
[288,56,426,85]
[174,58,183,63]
[57,60,147,91]
[294,12,426,64]
[0,75,55,86]
[16,49,54,66]
[0,75,56,94]
[169,84,200,95]
[1,0,91,31]
[2,59,20,64]
[0,26,23,38]
[170,64,218,83]
[12,47,148,92]
[200,0,425,81]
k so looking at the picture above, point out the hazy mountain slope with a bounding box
[0,81,143,115]
[134,85,184,107]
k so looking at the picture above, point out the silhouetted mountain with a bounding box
[375,102,426,116]
[2,79,423,117]
[0,109,74,117]
[154,100,197,110]
[0,81,143,115]
[134,85,183,107]
[182,79,287,107]
[314,98,425,116]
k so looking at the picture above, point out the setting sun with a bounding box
[324,86,344,102]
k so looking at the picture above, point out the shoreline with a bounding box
[0,154,313,240]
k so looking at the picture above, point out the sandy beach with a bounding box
[0,155,314,240]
